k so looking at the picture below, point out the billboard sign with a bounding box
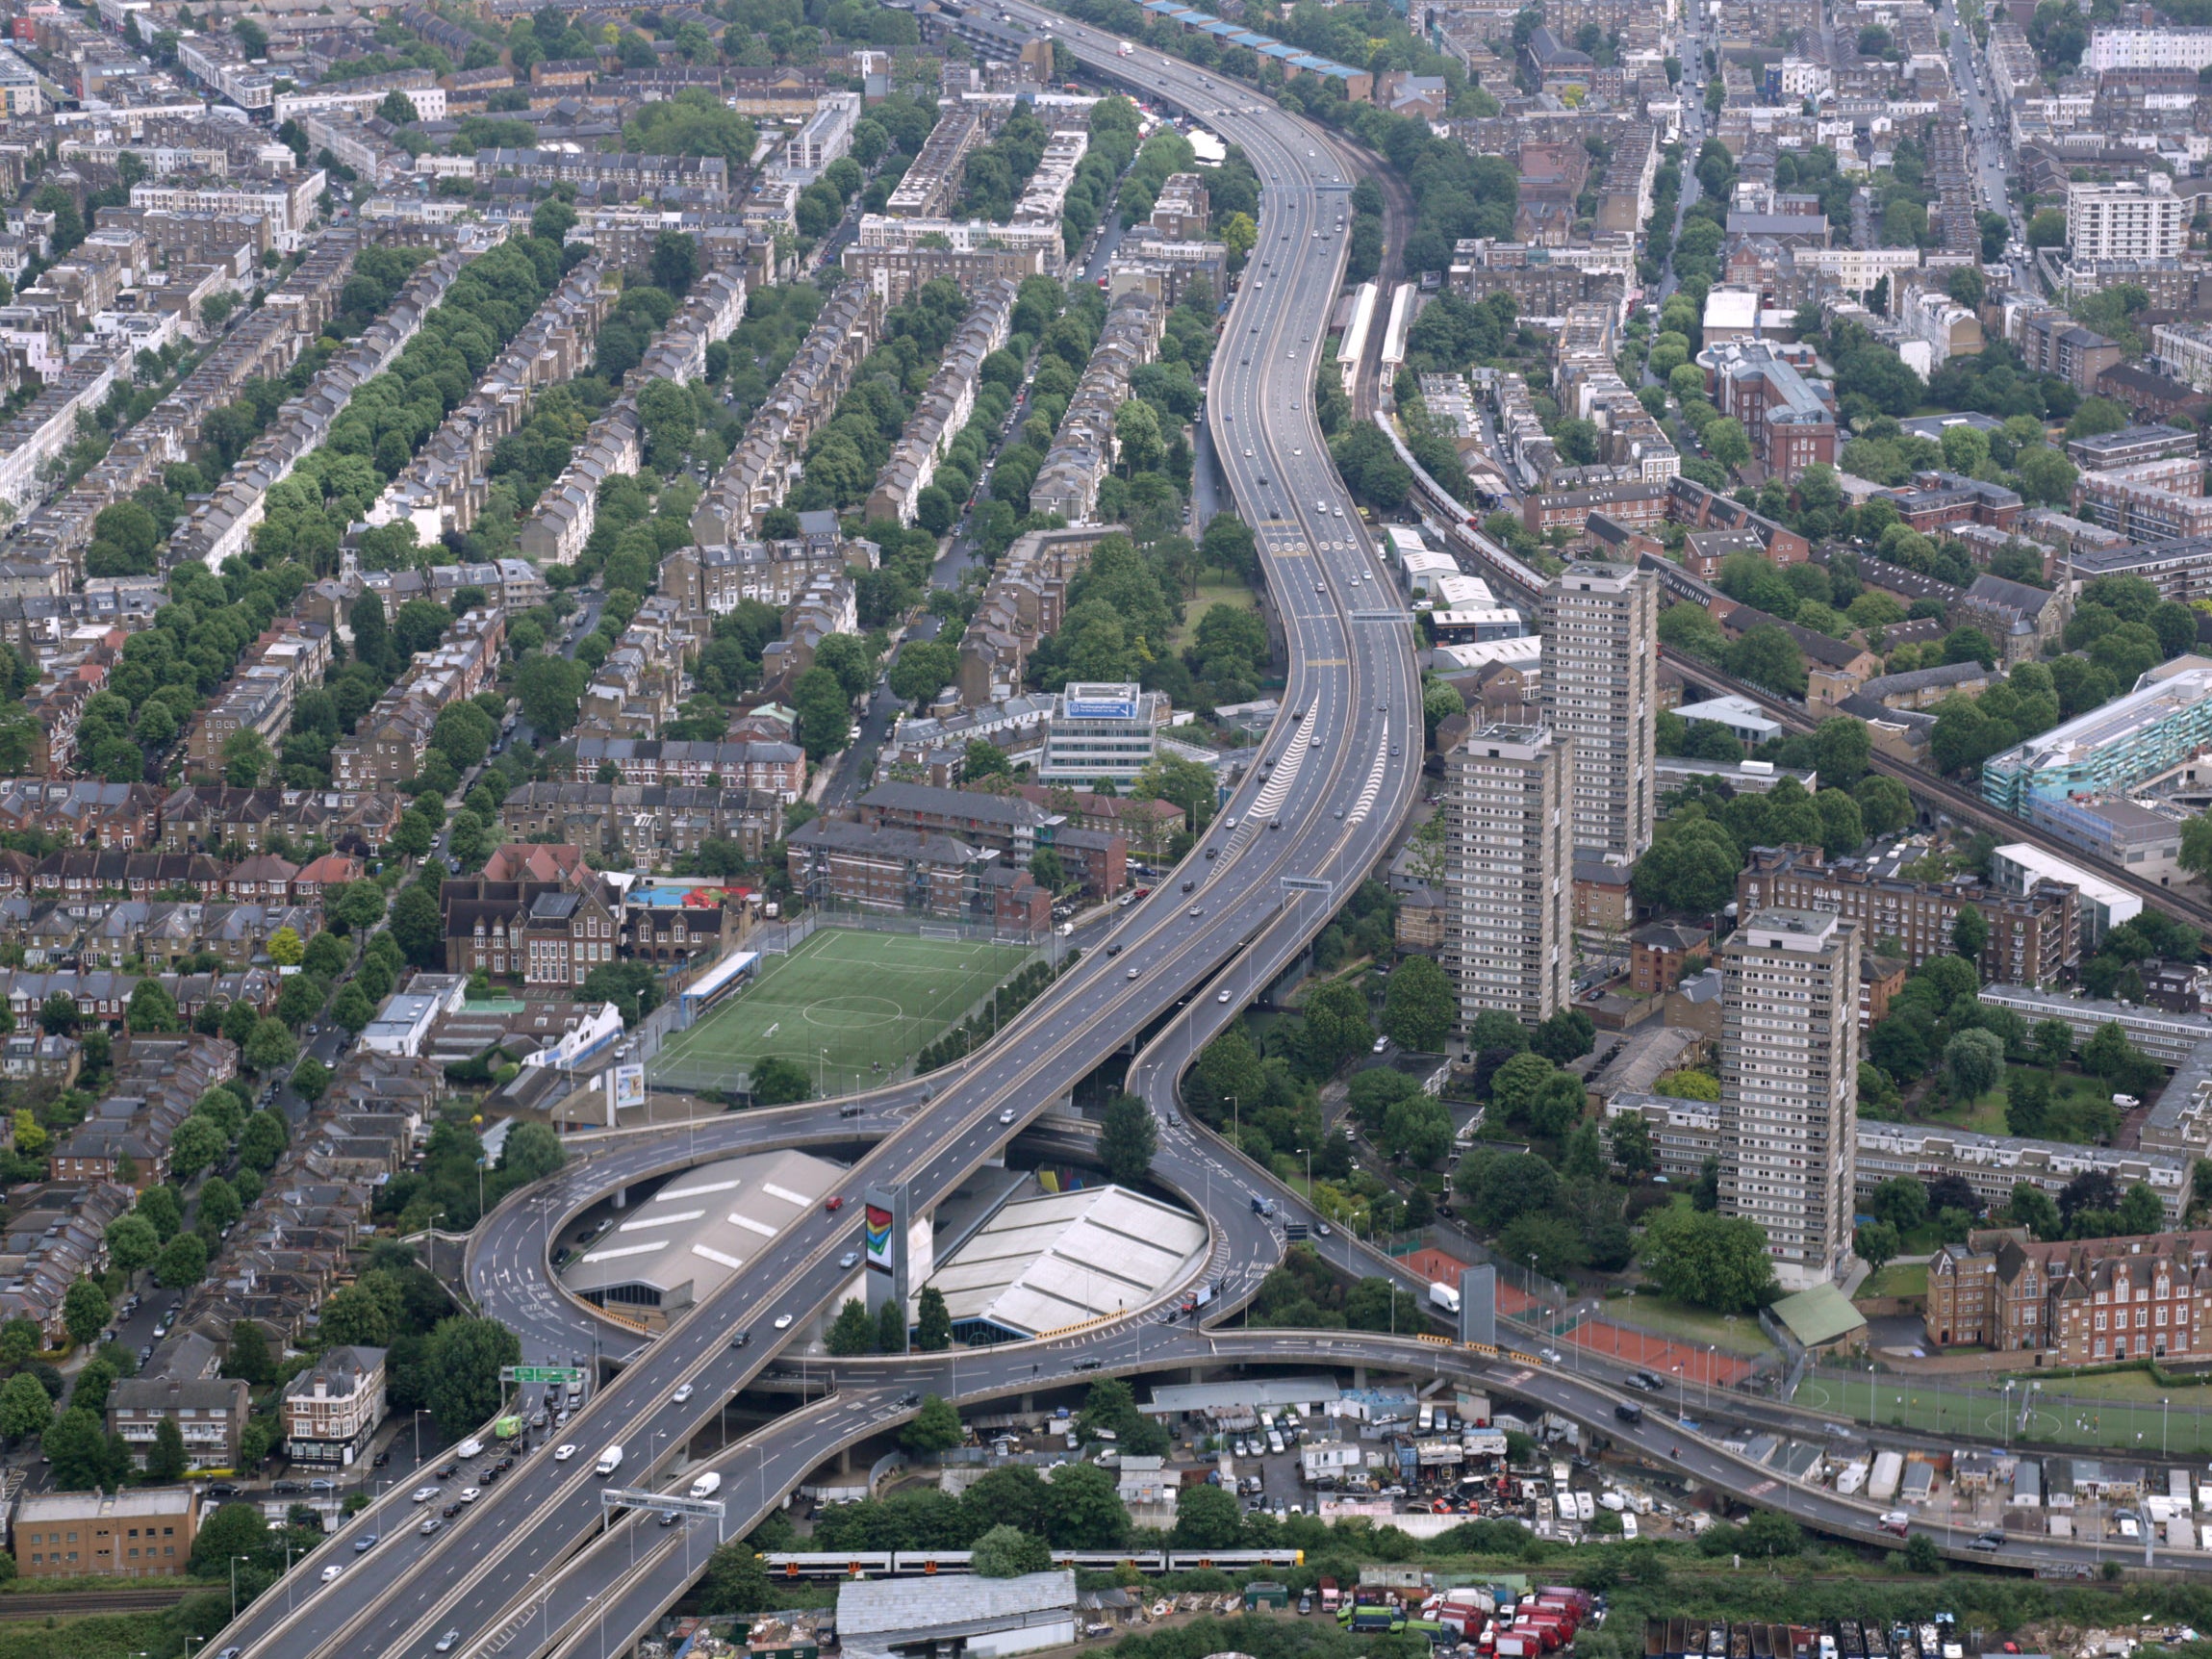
[864,1202,895,1273]
[612,1064,646,1111]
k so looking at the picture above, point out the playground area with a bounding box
[648,927,1037,1096]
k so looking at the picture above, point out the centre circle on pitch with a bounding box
[801,996,903,1030]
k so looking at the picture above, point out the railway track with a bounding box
[1658,646,2212,936]
[0,1584,194,1619]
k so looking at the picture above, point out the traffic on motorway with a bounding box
[223,23,1419,1659]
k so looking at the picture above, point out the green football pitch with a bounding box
[648,927,1037,1095]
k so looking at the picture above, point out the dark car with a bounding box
[371,1451,390,1468]
[271,1481,303,1494]
[437,1465,459,1480]
[206,1483,239,1499]
[442,1503,463,1519]
[1073,1358,1102,1371]
[1969,1530,2004,1551]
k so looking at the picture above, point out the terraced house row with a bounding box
[517,268,750,565]
[694,279,884,545]
[365,256,618,546]
[330,607,506,788]
[576,594,708,741]
[0,231,362,582]
[1029,289,1164,523]
[168,230,496,574]
[865,278,1019,526]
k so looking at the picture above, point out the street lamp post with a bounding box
[231,1554,249,1620]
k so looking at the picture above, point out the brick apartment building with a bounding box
[1927,1226,2212,1362]
[1735,845,2077,984]
[440,877,624,987]
[785,819,1051,932]
[13,1489,197,1579]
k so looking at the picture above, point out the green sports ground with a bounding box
[648,927,1036,1095]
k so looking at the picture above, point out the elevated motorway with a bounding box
[339,1327,2161,1659]
[232,27,1417,1659]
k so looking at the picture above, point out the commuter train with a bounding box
[762,1549,1307,1578]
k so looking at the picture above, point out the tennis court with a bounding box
[648,927,1037,1095]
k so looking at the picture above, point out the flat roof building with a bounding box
[926,1182,1205,1340]
[840,1570,1078,1659]
[1982,656,2212,812]
[561,1148,848,1328]
[14,1488,197,1578]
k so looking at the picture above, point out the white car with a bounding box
[998,1109,1015,1124]
[320,1564,343,1582]
[673,1383,694,1404]
[553,1443,578,1462]
[1217,989,1231,1003]
[774,1314,794,1330]
[458,1487,481,1504]
[411,1486,440,1504]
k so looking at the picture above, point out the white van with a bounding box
[689,1472,722,1500]
[454,1438,484,1461]
[596,1444,623,1477]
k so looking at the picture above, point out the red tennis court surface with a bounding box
[1562,1319,1756,1387]
[1400,1249,1538,1316]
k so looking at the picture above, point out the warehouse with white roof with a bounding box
[561,1147,850,1327]
[925,1182,1206,1340]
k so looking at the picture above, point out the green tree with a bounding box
[793,666,852,762]
[1607,1111,1656,1180]
[1638,1202,1777,1313]
[902,1392,964,1453]
[0,1371,51,1441]
[2010,1181,2061,1239]
[243,1018,296,1074]
[126,977,180,1034]
[915,1286,953,1351]
[291,1057,331,1104]
[146,1415,190,1481]
[750,1056,813,1106]
[699,1540,776,1616]
[332,983,375,1034]
[972,1524,1051,1577]
[136,1185,183,1241]
[155,1232,209,1289]
[224,1321,275,1386]
[61,1279,110,1348]
[1299,980,1373,1074]
[516,655,586,737]
[1856,1219,1899,1274]
[2119,1182,2166,1236]
[1382,955,1454,1052]
[1042,1459,1130,1547]
[105,1213,159,1275]
[1099,1090,1157,1184]
[1170,1481,1243,1548]
[826,1297,875,1356]
[421,1315,521,1437]
[1945,1028,2005,1100]
[1870,1176,1929,1233]
[1815,716,1871,785]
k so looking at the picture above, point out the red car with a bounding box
[825,1195,844,1212]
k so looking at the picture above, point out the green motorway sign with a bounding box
[506,1366,586,1385]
